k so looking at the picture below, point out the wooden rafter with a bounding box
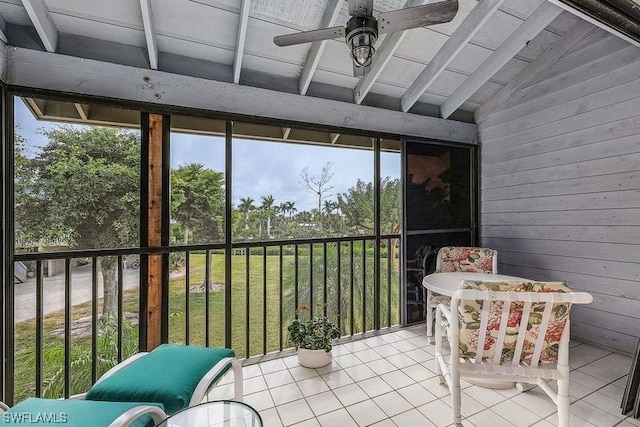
[400,0,505,112]
[21,0,58,52]
[139,0,158,70]
[233,0,251,84]
[282,127,291,139]
[475,18,598,123]
[440,1,562,119]
[24,97,44,117]
[299,0,342,95]
[74,103,89,120]
[0,14,8,44]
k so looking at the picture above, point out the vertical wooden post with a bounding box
[145,113,166,350]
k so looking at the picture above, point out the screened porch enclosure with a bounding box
[4,93,478,404]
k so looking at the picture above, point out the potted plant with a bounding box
[288,305,342,368]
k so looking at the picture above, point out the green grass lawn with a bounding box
[12,249,400,402]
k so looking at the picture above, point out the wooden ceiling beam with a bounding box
[475,18,597,124]
[233,0,251,84]
[400,0,505,113]
[6,46,478,143]
[139,0,158,70]
[353,0,429,105]
[440,1,562,119]
[299,0,342,95]
[21,0,58,52]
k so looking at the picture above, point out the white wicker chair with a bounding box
[435,280,592,427]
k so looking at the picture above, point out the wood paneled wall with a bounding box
[478,31,640,355]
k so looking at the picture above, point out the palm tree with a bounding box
[323,200,341,233]
[278,202,289,218]
[287,201,297,219]
[323,200,337,215]
[261,195,276,237]
[238,197,256,230]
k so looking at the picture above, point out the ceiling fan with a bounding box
[273,0,459,76]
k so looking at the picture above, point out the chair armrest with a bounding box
[67,393,87,400]
[190,357,244,405]
[0,401,9,412]
[108,405,167,427]
[437,302,452,323]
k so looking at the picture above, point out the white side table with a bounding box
[157,401,262,427]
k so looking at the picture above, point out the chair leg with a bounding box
[451,367,462,426]
[557,367,570,427]
[516,382,535,392]
[434,306,443,382]
[426,290,434,343]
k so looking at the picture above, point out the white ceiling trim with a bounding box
[354,0,429,105]
[21,0,58,52]
[299,0,342,95]
[6,47,478,143]
[400,0,505,113]
[139,0,158,70]
[475,18,597,124]
[440,1,562,119]
[233,0,251,84]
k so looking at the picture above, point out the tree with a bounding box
[260,195,276,237]
[287,201,297,219]
[15,126,140,317]
[338,177,401,263]
[171,163,225,244]
[237,197,256,230]
[278,202,288,219]
[300,162,334,231]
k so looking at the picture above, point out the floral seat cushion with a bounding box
[454,280,573,365]
[437,246,495,273]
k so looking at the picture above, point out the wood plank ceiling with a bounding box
[0,0,635,134]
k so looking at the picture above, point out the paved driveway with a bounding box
[13,262,140,323]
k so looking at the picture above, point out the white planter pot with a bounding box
[298,348,332,368]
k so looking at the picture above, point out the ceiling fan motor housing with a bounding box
[346,16,378,68]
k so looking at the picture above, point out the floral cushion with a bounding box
[456,280,573,365]
[437,246,495,273]
[430,292,451,306]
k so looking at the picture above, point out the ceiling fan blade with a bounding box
[378,0,459,34]
[274,26,346,47]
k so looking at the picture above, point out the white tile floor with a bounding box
[211,326,639,426]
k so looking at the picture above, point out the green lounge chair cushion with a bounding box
[86,344,235,414]
[0,397,163,427]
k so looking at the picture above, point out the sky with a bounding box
[15,99,400,212]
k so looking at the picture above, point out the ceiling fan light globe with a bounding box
[352,46,375,67]
[349,32,376,68]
